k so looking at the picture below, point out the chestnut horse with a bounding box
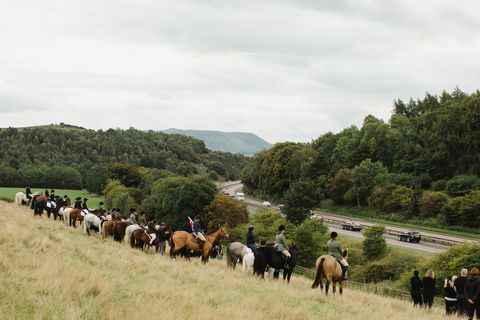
[130,225,172,252]
[170,226,229,263]
[102,220,116,239]
[68,209,84,228]
[113,221,130,242]
[311,249,348,295]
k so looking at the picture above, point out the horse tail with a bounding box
[14,193,19,205]
[312,257,325,289]
[169,234,176,258]
[124,228,131,244]
[130,230,135,248]
[226,244,233,269]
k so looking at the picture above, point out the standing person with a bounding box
[25,185,32,200]
[327,232,348,280]
[444,276,458,315]
[246,225,257,252]
[193,216,206,245]
[422,269,436,309]
[455,268,469,316]
[129,208,138,225]
[410,270,423,307]
[158,222,167,255]
[138,211,147,227]
[74,197,82,210]
[465,267,480,320]
[275,225,290,269]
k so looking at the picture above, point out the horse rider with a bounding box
[146,217,157,245]
[44,186,49,198]
[82,198,89,215]
[129,208,138,225]
[25,185,32,200]
[275,225,291,269]
[138,211,147,227]
[246,225,257,252]
[97,202,105,216]
[63,195,71,207]
[193,215,206,245]
[74,197,82,210]
[328,231,349,280]
[106,208,116,221]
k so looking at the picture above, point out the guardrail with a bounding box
[294,266,443,304]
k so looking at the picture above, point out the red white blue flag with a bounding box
[188,216,194,232]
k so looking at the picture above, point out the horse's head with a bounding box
[219,225,229,239]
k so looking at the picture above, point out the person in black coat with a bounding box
[444,276,458,315]
[422,269,436,309]
[25,185,32,200]
[465,267,480,320]
[246,225,257,252]
[410,270,423,307]
[455,268,469,316]
[74,197,82,210]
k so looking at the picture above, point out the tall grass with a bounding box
[0,201,448,320]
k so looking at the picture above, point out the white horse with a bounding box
[124,224,142,244]
[15,192,29,206]
[83,213,102,235]
[242,251,255,274]
[63,208,75,226]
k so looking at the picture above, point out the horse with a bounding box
[242,252,255,274]
[68,209,84,228]
[311,249,349,295]
[253,245,298,283]
[170,226,229,263]
[15,192,30,206]
[101,220,116,239]
[178,239,223,260]
[113,221,130,242]
[130,225,172,252]
[226,242,251,270]
[31,195,48,216]
[83,213,102,235]
[124,224,142,244]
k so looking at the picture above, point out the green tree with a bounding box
[204,195,248,229]
[283,179,317,225]
[85,164,109,193]
[293,219,328,267]
[351,159,388,206]
[108,163,141,187]
[446,175,480,196]
[418,191,448,218]
[459,191,480,227]
[329,168,353,204]
[362,225,387,259]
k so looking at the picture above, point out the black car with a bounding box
[398,231,421,243]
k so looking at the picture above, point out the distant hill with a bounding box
[163,129,272,156]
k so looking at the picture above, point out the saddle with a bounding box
[46,201,56,209]
[190,234,200,244]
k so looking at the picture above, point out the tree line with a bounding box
[241,88,480,228]
[0,124,248,190]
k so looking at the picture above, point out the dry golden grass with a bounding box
[0,201,448,320]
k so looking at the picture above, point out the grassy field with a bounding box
[0,187,103,208]
[0,201,448,320]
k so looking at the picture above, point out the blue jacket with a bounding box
[193,220,202,233]
[246,231,255,244]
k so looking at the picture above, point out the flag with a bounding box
[188,216,194,232]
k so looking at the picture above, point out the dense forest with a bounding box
[241,88,480,229]
[0,124,248,190]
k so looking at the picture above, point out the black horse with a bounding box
[253,244,298,283]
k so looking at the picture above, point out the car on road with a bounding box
[262,201,271,208]
[235,192,245,201]
[398,231,422,243]
[342,221,363,231]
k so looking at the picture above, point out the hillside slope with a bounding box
[164,128,272,156]
[0,201,446,320]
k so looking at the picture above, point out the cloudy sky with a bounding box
[1,0,479,143]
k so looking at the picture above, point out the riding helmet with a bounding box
[330,231,338,239]
[278,225,285,232]
[248,225,254,231]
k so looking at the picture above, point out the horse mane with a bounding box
[206,227,220,235]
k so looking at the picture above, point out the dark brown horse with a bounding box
[69,209,84,228]
[113,221,130,242]
[311,249,348,295]
[31,195,48,216]
[170,226,228,263]
[131,226,172,252]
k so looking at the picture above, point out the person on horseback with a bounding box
[328,231,348,280]
[129,208,138,225]
[44,186,49,198]
[193,215,206,245]
[74,197,82,210]
[82,198,89,215]
[63,195,70,207]
[25,185,32,200]
[139,211,147,227]
[246,225,257,252]
[106,208,116,221]
[49,189,56,201]
[146,217,157,245]
[276,225,291,269]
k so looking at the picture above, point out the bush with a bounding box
[441,196,464,226]
[354,252,419,283]
[432,180,448,191]
[103,180,139,217]
[418,191,448,218]
[85,165,109,193]
[108,163,141,188]
[459,191,480,228]
[204,195,248,229]
[329,169,353,204]
[368,184,412,216]
[293,219,329,267]
[386,173,416,187]
[446,175,480,196]
[362,225,387,259]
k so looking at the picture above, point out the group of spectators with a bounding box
[411,267,480,319]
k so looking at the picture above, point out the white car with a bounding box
[262,201,271,208]
[235,192,245,201]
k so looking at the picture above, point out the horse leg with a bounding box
[273,270,280,279]
[340,281,343,295]
[325,279,330,295]
[332,281,337,294]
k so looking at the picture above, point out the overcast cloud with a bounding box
[1,0,480,143]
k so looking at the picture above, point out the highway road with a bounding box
[219,181,475,254]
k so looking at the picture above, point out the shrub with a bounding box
[446,175,480,196]
[432,180,448,191]
[204,195,248,229]
[418,192,448,218]
[329,169,353,204]
[459,190,480,228]
[354,252,419,283]
[368,184,411,216]
[441,196,464,226]
[362,225,387,259]
[293,219,329,267]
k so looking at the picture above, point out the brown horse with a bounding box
[102,220,116,239]
[69,209,84,228]
[131,226,172,252]
[113,221,130,242]
[170,226,229,263]
[311,249,348,295]
[32,195,48,216]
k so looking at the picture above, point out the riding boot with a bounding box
[341,265,348,280]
